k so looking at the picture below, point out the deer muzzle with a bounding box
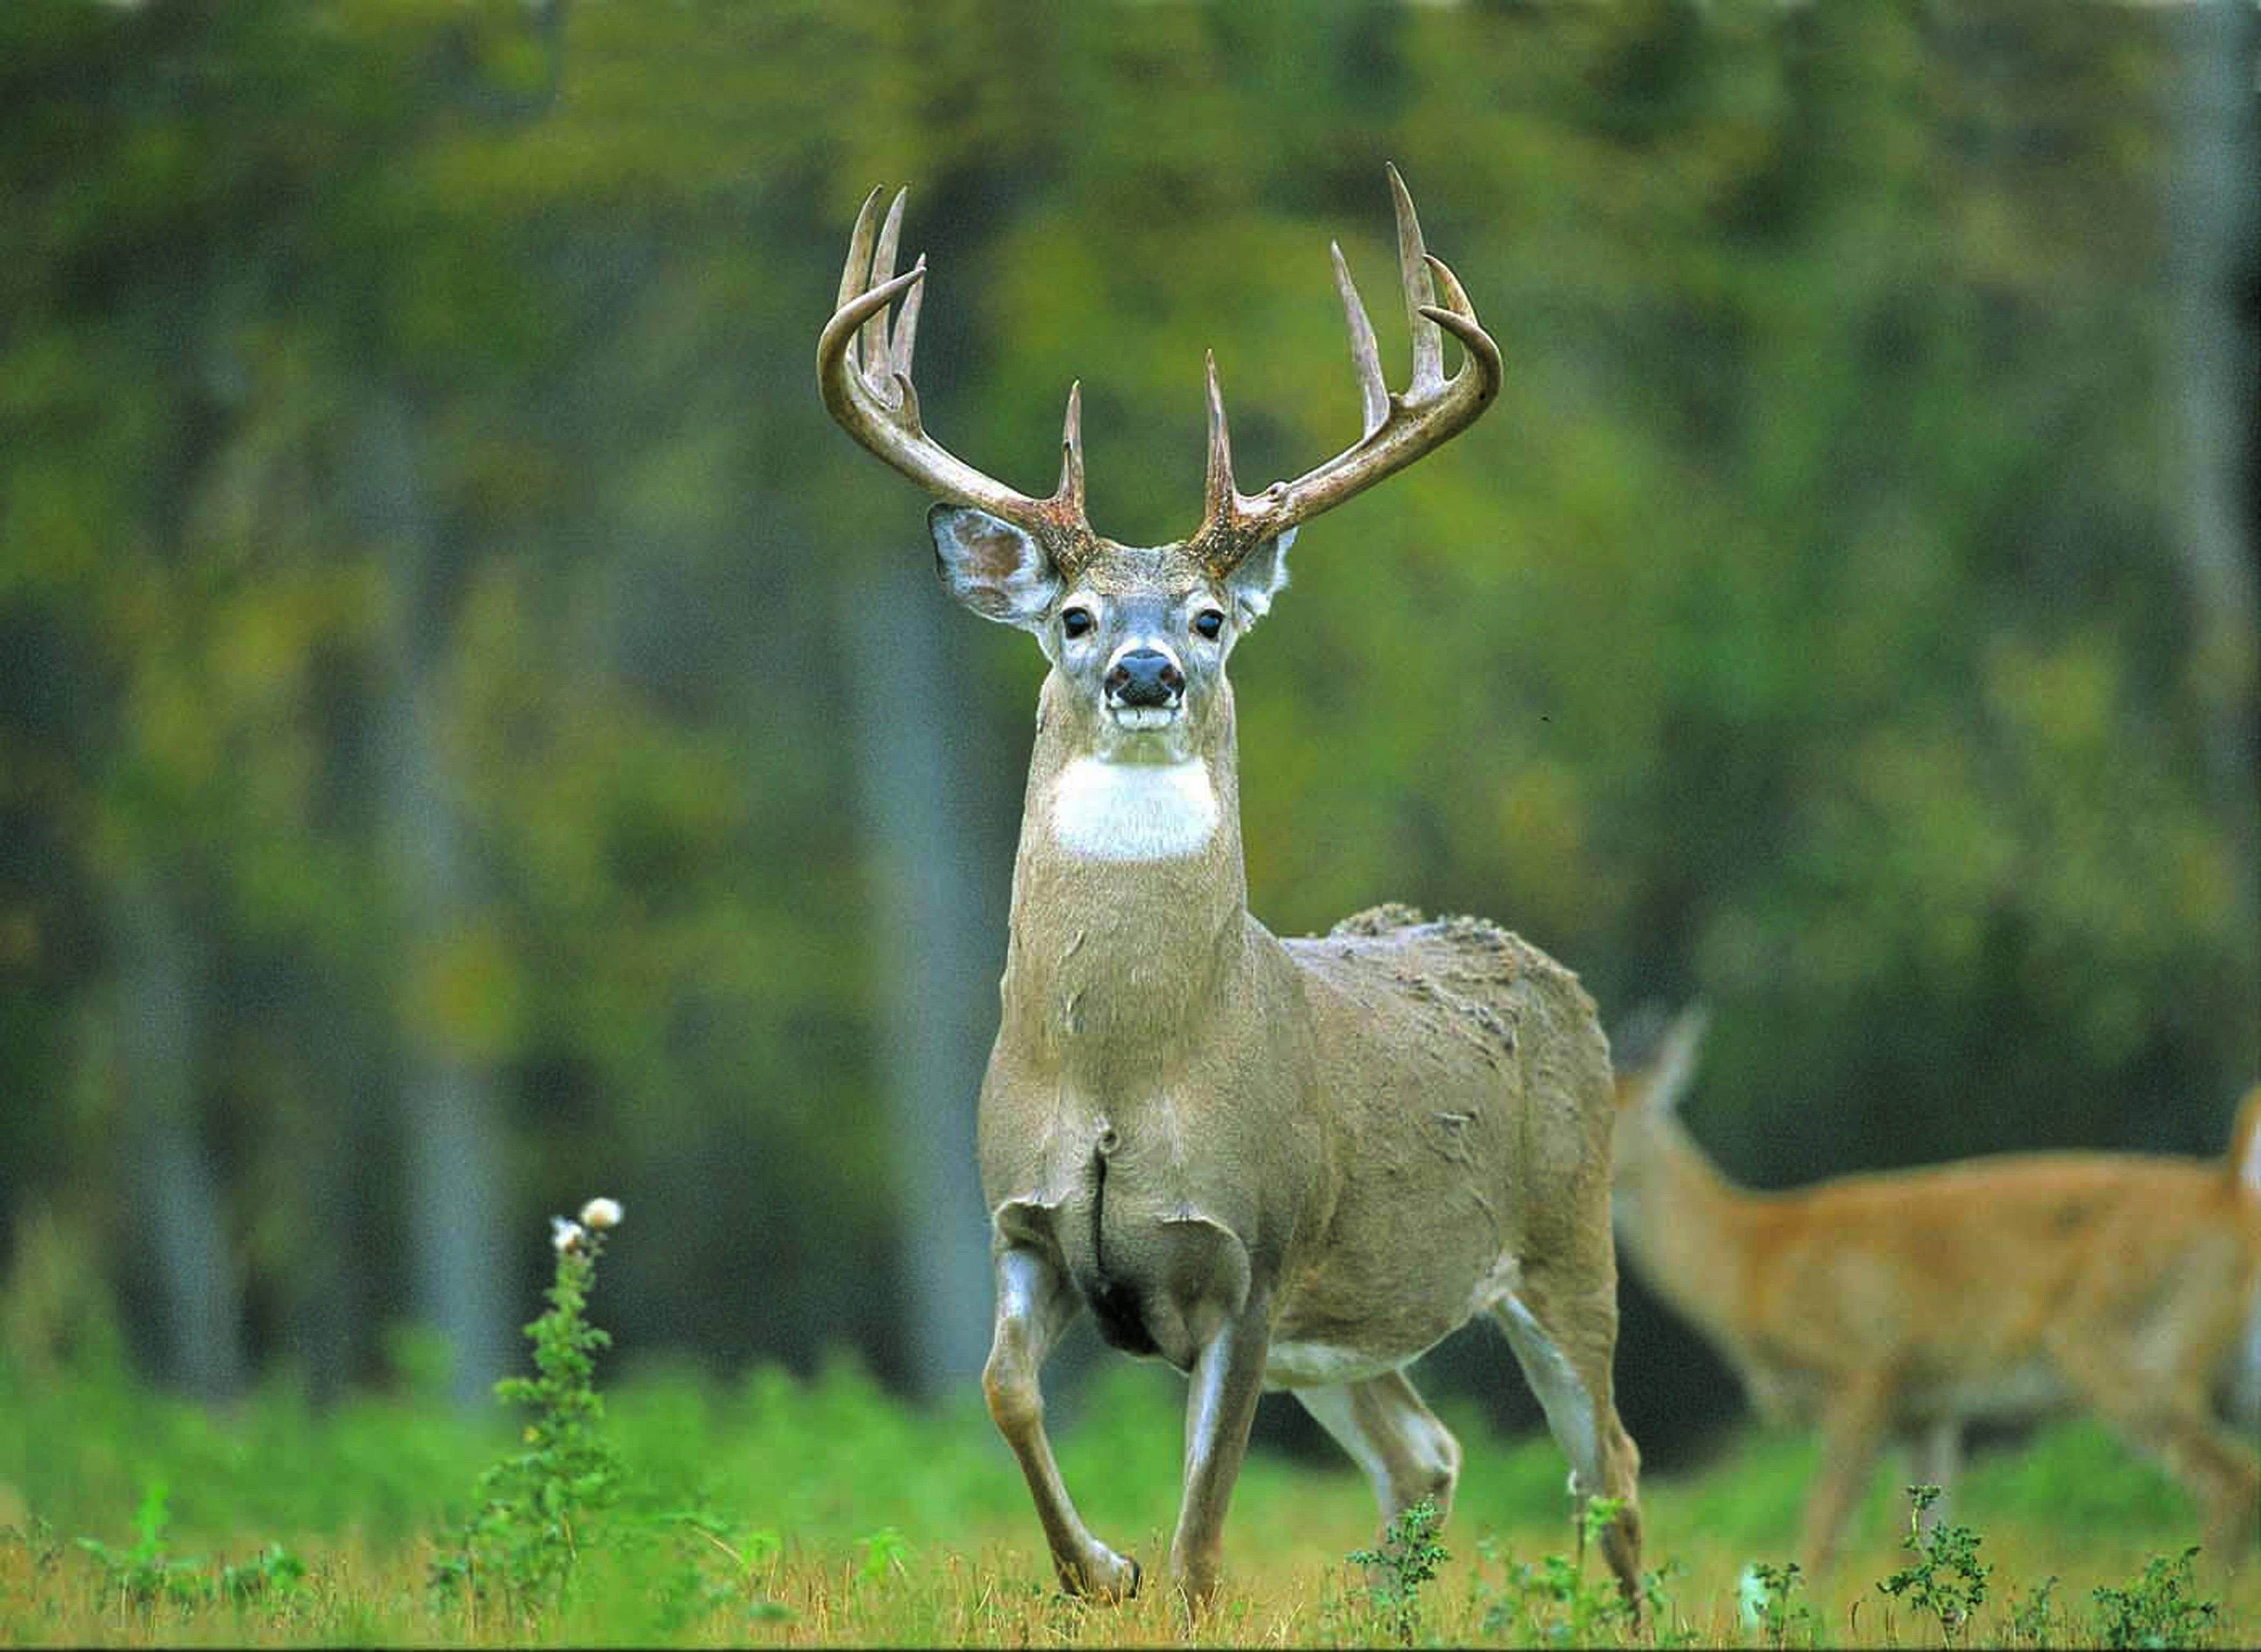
[1105,648,1185,726]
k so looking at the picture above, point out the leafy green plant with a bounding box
[430,1198,625,1612]
[1474,1499,1644,1647]
[2004,1573,2062,1648]
[1877,1484,1991,1645]
[1346,1495,1448,1645]
[74,1481,306,1612]
[1739,1559,1819,1650]
[75,1480,212,1608]
[2091,1547,2220,1649]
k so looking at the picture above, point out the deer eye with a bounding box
[1193,608,1226,641]
[1060,607,1094,640]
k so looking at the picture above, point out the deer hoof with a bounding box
[1062,1547,1139,1602]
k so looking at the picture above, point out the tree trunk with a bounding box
[843,573,1008,1397]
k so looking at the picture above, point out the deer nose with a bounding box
[1105,649,1184,707]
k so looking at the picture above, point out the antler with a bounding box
[817,187,1097,568]
[1188,163,1503,575]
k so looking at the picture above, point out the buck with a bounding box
[817,169,1643,1609]
[1612,1006,2261,1574]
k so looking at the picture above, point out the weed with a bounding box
[430,1197,625,1612]
[1474,1500,1643,1647]
[1877,1484,1991,1645]
[74,1480,305,1612]
[2091,1546,2220,1649]
[1739,1558,1818,1650]
[857,1524,912,1584]
[2005,1572,2062,1648]
[1346,1495,1448,1644]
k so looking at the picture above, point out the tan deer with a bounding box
[817,169,1644,1610]
[1612,1005,2261,1574]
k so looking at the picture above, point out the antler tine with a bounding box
[1388,162,1445,398]
[1056,380,1086,514]
[1331,240,1390,441]
[859,188,908,389]
[835,186,888,348]
[1202,352,1236,527]
[818,184,1095,553]
[1190,165,1502,572]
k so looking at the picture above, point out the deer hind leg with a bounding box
[2054,1350,2261,1564]
[983,1245,1140,1599]
[1295,1369,1464,1536]
[1492,1287,1645,1616]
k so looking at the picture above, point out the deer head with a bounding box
[818,166,1501,774]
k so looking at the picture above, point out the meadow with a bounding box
[2,1227,2253,1649]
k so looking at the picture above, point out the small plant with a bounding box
[431,1196,626,1613]
[75,1481,212,1608]
[2090,1546,2220,1649]
[74,1481,306,1612]
[1475,1500,1641,1647]
[856,1525,910,1584]
[1738,1559,1819,1650]
[1346,1495,1448,1645]
[2004,1573,2062,1649]
[1876,1484,1991,1645]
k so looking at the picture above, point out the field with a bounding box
[4,1281,2255,1650]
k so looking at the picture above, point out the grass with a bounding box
[3,1219,2254,1646]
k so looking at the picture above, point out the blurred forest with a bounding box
[2,0,2255,1467]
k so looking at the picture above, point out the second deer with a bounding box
[818,169,1644,1610]
[1613,1006,2261,1574]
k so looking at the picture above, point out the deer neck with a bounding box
[1615,1112,1761,1345]
[996,672,1253,1068]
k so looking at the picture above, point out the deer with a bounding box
[1612,1004,2261,1576]
[816,167,1644,1611]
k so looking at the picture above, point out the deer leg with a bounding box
[1799,1366,1893,1576]
[983,1245,1140,1599]
[1295,1369,1463,1534]
[2053,1349,2261,1564]
[1166,1296,1273,1609]
[1493,1288,1645,1618]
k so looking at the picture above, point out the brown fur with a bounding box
[978,662,1641,1608]
[1613,1012,2261,1573]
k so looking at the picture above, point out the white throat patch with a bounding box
[1050,757,1219,861]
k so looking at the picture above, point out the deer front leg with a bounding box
[1799,1365,1894,1576]
[984,1245,1140,1599]
[1168,1294,1273,1608]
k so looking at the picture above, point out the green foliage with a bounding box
[1346,1494,1448,1645]
[1876,1484,1992,1645]
[2091,1547,2220,1650]
[430,1208,623,1610]
[73,1480,305,1612]
[1739,1558,1819,1650]
[0,0,2254,1471]
[1471,1498,1649,1647]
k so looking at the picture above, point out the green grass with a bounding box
[3,1227,2252,1645]
[4,1353,2254,1646]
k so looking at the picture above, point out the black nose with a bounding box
[1105,649,1185,707]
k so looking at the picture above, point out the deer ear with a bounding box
[930,505,1060,628]
[1223,527,1294,629]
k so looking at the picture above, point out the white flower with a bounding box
[551,1216,587,1254]
[579,1197,623,1231]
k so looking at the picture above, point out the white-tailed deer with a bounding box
[1613,1006,2261,1573]
[818,169,1643,1609]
